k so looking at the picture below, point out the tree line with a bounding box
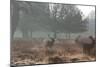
[11,0,89,39]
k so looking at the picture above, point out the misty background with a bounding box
[11,1,95,39]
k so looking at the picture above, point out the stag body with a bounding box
[75,36,96,56]
[43,36,56,56]
[45,38,55,48]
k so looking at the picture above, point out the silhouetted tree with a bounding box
[50,4,88,39]
[18,2,51,38]
[11,0,32,38]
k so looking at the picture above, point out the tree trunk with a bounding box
[53,32,57,39]
[65,33,68,39]
[29,31,32,39]
[11,0,19,39]
[31,31,32,38]
[22,30,28,39]
[68,32,71,39]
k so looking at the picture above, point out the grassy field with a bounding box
[11,38,96,66]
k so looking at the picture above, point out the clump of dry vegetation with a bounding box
[11,38,96,66]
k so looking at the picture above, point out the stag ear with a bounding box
[48,34,51,38]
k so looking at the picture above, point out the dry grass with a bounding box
[11,38,96,66]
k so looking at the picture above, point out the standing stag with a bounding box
[45,38,55,48]
[75,35,96,56]
[43,35,56,56]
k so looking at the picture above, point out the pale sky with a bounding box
[77,5,95,17]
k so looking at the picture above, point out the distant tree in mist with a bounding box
[11,0,32,38]
[11,0,19,39]
[18,2,51,38]
[87,10,95,36]
[49,4,88,39]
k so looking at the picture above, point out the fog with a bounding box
[12,2,95,39]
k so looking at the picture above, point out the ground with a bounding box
[11,38,96,66]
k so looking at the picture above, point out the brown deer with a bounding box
[75,35,96,56]
[43,35,55,56]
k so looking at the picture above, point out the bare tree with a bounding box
[49,4,88,39]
